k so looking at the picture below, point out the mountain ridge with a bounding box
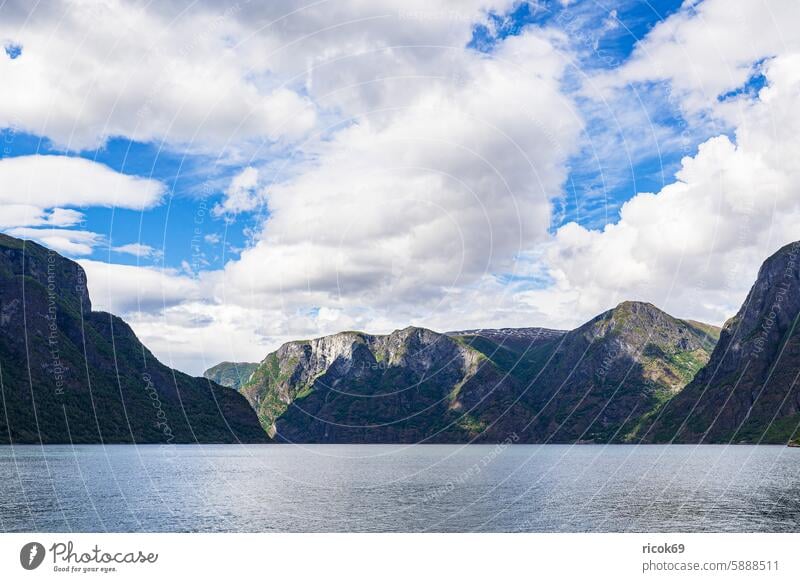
[15,231,800,446]
[237,301,720,443]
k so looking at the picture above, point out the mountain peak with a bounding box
[586,300,719,347]
[582,300,675,336]
[0,231,92,314]
[612,300,661,313]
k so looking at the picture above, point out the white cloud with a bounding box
[79,260,199,314]
[24,0,800,379]
[0,155,166,258]
[120,302,275,377]
[101,25,583,374]
[0,2,317,150]
[212,167,261,216]
[17,2,583,374]
[595,0,800,123]
[7,227,102,256]
[0,205,83,228]
[112,243,159,259]
[0,1,539,153]
[0,155,165,210]
[221,30,582,309]
[537,40,800,327]
[79,260,299,373]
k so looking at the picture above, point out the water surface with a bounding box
[1,444,798,532]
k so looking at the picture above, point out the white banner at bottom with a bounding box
[0,533,797,581]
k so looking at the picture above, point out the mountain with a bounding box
[241,327,483,442]
[203,361,258,390]
[455,301,719,443]
[0,234,268,444]
[644,241,800,444]
[240,302,719,443]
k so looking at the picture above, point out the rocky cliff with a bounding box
[645,241,800,443]
[0,234,268,444]
[240,327,486,441]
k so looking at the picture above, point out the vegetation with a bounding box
[0,234,268,444]
[645,241,800,444]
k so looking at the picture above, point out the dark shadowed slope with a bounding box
[0,234,268,444]
[645,241,800,444]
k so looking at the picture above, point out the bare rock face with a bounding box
[647,241,800,443]
[241,302,719,443]
[241,327,482,441]
[0,233,268,444]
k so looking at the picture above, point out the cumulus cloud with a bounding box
[93,22,582,374]
[80,261,282,372]
[536,4,800,328]
[0,155,166,258]
[221,30,581,310]
[595,0,800,123]
[79,260,199,315]
[212,167,261,216]
[119,302,276,376]
[207,0,800,340]
[0,1,317,150]
[69,8,585,373]
[0,155,165,210]
[0,1,545,154]
[15,0,800,379]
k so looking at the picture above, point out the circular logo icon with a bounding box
[20,542,46,570]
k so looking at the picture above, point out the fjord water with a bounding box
[1,444,798,532]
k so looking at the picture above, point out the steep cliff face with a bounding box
[241,327,488,441]
[241,302,718,443]
[0,234,268,444]
[646,241,800,443]
[203,361,258,390]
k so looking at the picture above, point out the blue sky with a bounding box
[0,130,249,270]
[469,0,693,230]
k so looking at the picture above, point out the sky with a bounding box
[1,0,799,374]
